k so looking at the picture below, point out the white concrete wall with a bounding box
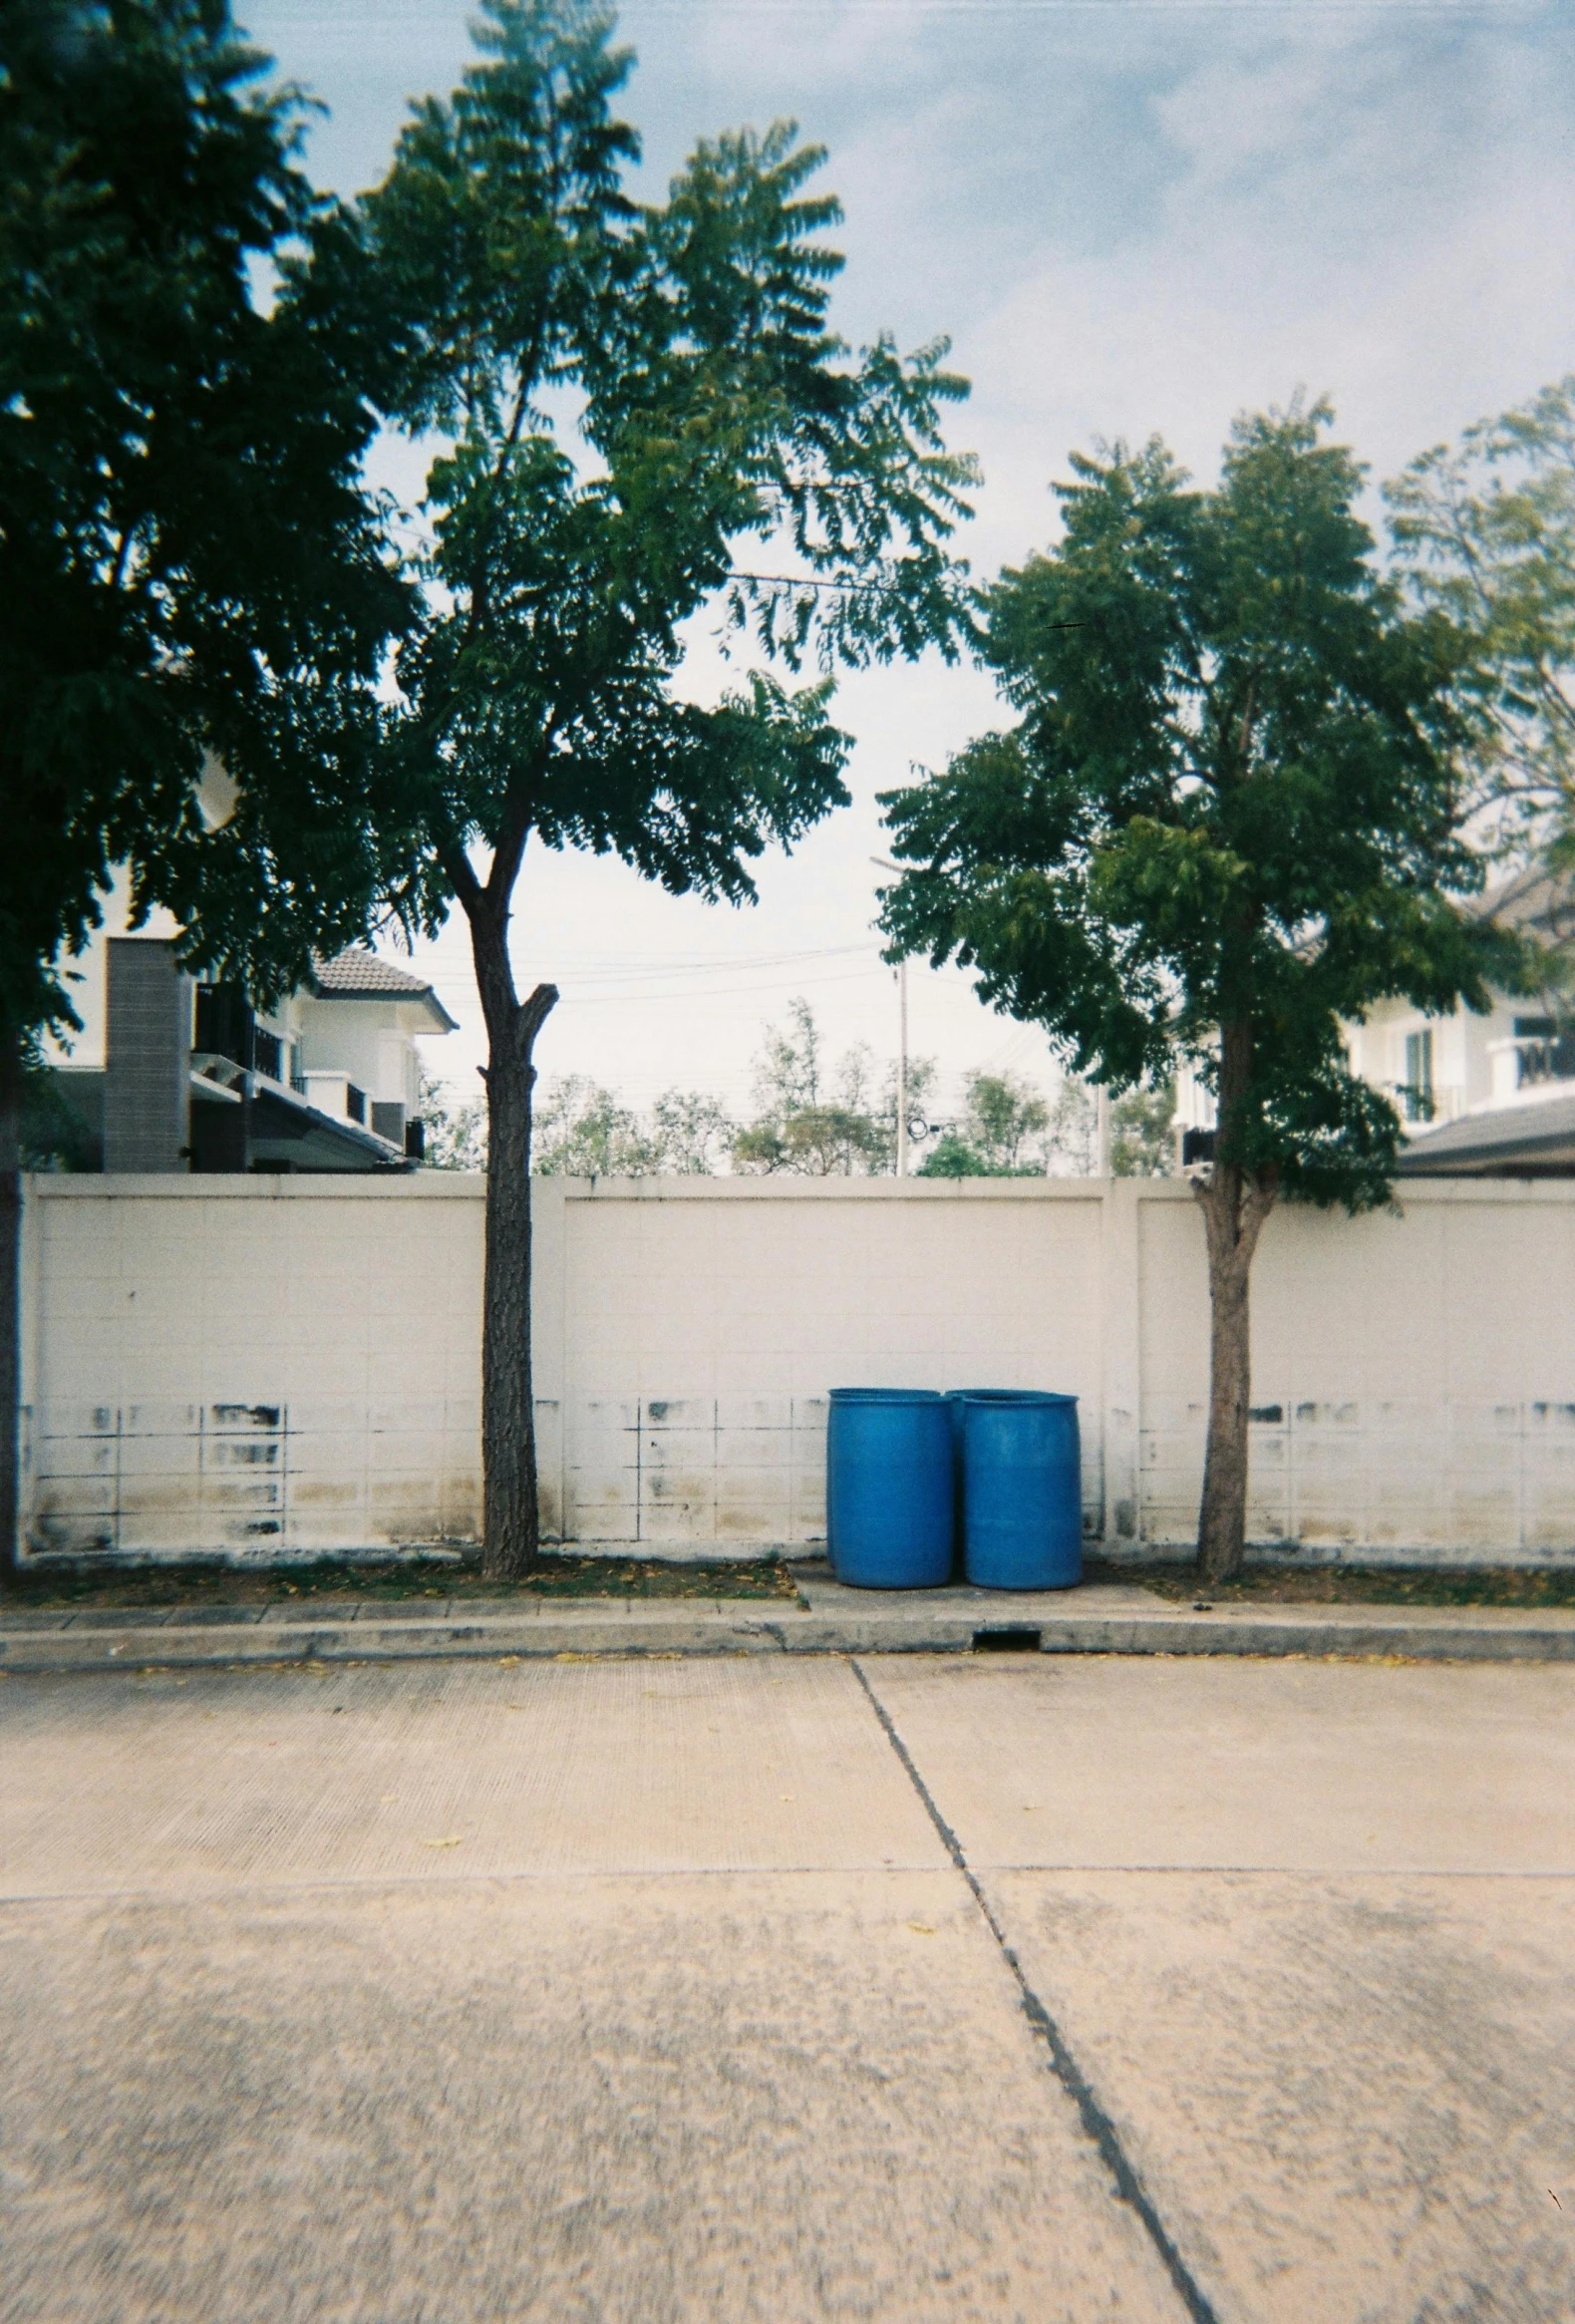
[20,1177,483,1561]
[1137,1189,1575,1556]
[17,1174,1575,1566]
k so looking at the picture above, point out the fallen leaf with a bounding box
[422,1834,466,1850]
[907,1921,936,1937]
[496,1655,520,1667]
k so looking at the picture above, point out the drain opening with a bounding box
[972,1626,1042,1652]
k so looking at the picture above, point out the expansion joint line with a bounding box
[849,1657,1220,2324]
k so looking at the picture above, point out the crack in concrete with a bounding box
[850,1655,1222,2324]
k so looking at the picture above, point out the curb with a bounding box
[3,1582,1574,1673]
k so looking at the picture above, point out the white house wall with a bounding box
[16,1174,1575,1567]
[295,1001,423,1108]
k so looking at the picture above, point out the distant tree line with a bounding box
[419,995,1176,1177]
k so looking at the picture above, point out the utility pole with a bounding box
[896,958,909,1177]
[871,856,908,1177]
[1095,1083,1111,1177]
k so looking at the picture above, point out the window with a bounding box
[1403,1029,1432,1123]
[252,1028,282,1082]
[1513,1015,1575,1085]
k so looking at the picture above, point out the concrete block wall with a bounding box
[550,1181,1106,1548]
[20,1177,482,1560]
[1137,1190,1575,1557]
[16,1173,1575,1564]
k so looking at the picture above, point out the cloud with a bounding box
[951,5,1575,561]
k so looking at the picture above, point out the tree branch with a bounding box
[484,785,533,908]
[440,841,482,916]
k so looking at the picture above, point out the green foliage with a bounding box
[420,1062,737,1174]
[529,1075,737,1173]
[961,1069,1049,1169]
[1110,1080,1176,1176]
[916,1131,994,1177]
[1389,377,1575,862]
[1043,1078,1097,1174]
[417,1065,487,1169]
[731,995,902,1173]
[317,0,979,949]
[17,1065,101,1171]
[0,0,411,1064]
[751,996,825,1118]
[533,1075,658,1174]
[915,1068,1048,1175]
[881,402,1526,1212]
[649,1087,736,1173]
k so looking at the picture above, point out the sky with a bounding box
[242,0,1575,1133]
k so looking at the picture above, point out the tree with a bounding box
[329,1,975,1574]
[1045,1078,1098,1175]
[534,1076,658,1175]
[1110,1081,1176,1176]
[0,0,408,1572]
[915,1068,1049,1175]
[880,403,1523,1580]
[1389,376,1575,861]
[418,1065,489,1169]
[963,1070,1049,1169]
[916,1130,993,1177]
[731,996,898,1174]
[650,1088,736,1173]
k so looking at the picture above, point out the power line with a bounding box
[555,965,886,1007]
[410,941,876,994]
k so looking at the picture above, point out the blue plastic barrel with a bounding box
[961,1391,1082,1590]
[826,1388,953,1589]
[944,1391,969,1576]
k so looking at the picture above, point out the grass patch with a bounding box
[0,1551,801,1611]
[1087,1555,1575,1608]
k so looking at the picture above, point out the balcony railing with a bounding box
[1487,1035,1575,1094]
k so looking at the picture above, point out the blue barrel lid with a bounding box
[955,1388,1078,1405]
[829,1386,944,1401]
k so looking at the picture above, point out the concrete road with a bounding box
[1,1655,1571,2322]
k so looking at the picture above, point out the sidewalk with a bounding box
[4,1570,1574,1673]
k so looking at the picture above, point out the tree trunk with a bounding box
[0,1035,23,1583]
[468,902,557,1580]
[1192,1020,1276,1584]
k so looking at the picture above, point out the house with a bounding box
[1173,865,1575,1176]
[42,914,456,1173]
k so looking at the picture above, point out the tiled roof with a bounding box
[310,947,459,1032]
[313,946,435,998]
